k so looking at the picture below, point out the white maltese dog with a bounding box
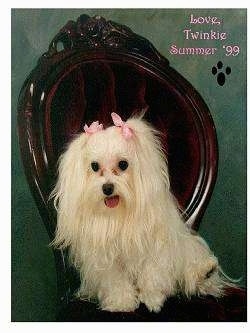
[52,112,227,313]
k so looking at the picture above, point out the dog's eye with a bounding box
[91,162,99,172]
[118,160,129,171]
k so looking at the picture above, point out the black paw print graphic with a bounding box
[212,61,231,86]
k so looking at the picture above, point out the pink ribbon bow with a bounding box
[83,121,103,135]
[111,112,133,139]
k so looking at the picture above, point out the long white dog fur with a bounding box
[51,113,228,313]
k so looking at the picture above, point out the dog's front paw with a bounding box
[99,290,139,312]
[101,301,138,312]
[139,290,166,313]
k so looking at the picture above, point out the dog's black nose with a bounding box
[102,183,114,196]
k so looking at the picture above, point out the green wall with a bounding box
[12,9,246,321]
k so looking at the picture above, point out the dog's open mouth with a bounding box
[104,195,120,208]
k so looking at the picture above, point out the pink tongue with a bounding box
[104,195,119,208]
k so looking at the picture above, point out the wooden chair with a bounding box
[17,14,246,321]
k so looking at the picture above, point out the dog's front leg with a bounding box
[137,258,175,313]
[97,263,139,312]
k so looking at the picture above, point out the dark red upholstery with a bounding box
[46,62,202,211]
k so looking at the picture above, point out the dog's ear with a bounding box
[125,118,171,212]
[50,133,88,248]
[126,117,182,225]
[127,117,170,189]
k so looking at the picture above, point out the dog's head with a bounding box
[52,113,173,248]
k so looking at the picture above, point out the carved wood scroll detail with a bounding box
[44,14,169,67]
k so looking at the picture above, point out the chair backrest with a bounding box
[17,14,218,308]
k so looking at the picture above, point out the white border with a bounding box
[3,1,248,331]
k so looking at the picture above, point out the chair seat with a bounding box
[57,287,246,322]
